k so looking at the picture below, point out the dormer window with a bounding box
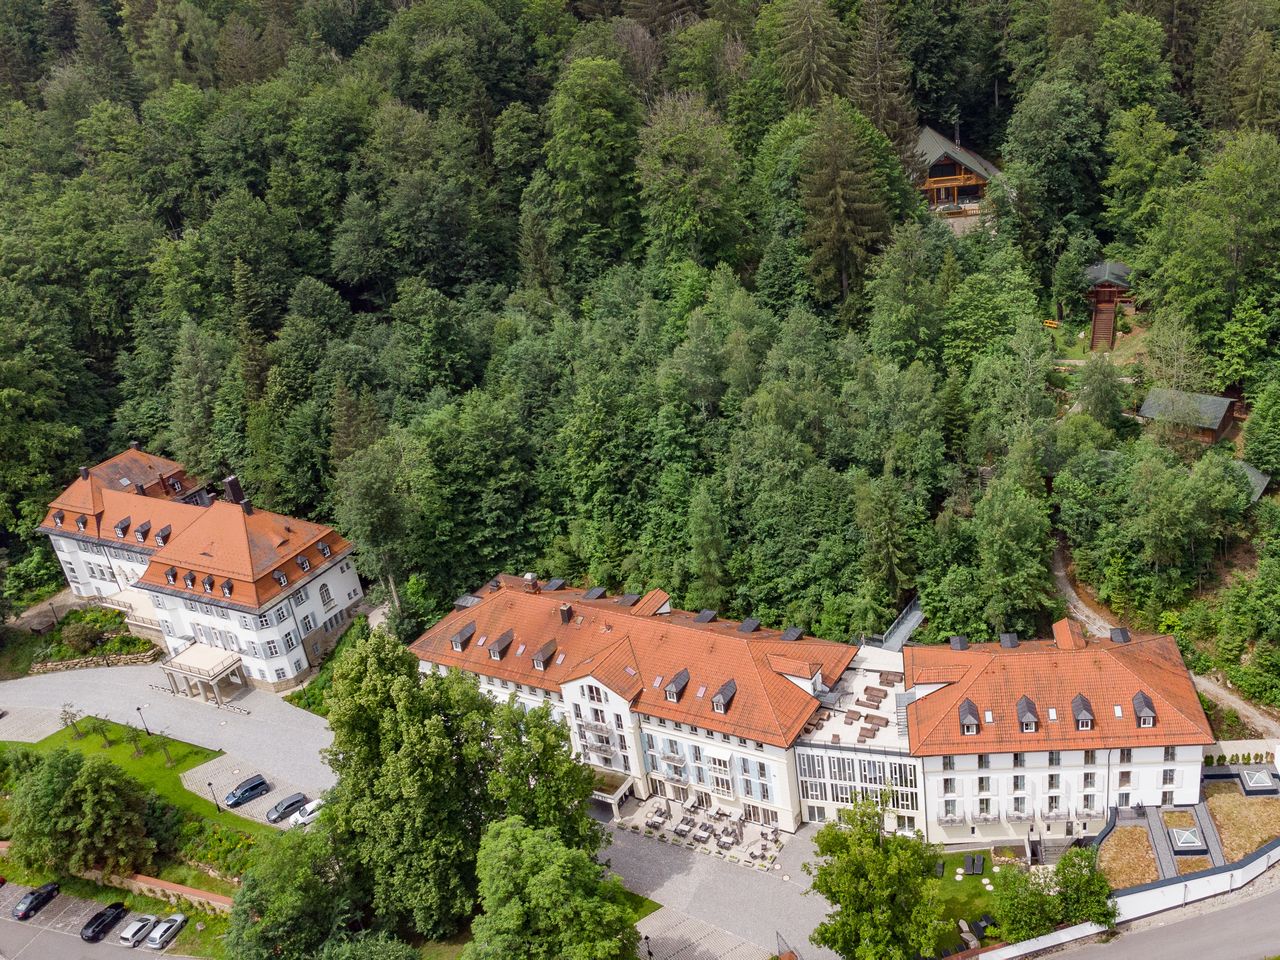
[114,516,130,538]
[165,567,177,585]
[168,477,183,493]
[183,572,196,589]
[202,574,214,593]
[76,515,86,531]
[1139,716,1154,728]
[274,571,288,587]
[318,542,331,558]
[52,510,64,528]
[665,668,690,704]
[963,723,978,736]
[221,579,233,598]
[532,639,556,671]
[297,556,311,572]
[156,525,170,547]
[1132,690,1156,729]
[1022,721,1036,733]
[711,678,736,715]
[1016,695,1039,734]
[135,520,151,543]
[450,622,476,652]
[489,629,514,661]
[1078,719,1092,731]
[959,698,980,735]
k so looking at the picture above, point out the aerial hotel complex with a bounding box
[412,575,1213,845]
[41,446,363,697]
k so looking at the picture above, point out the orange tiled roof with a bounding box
[410,575,858,747]
[903,625,1212,756]
[41,449,351,612]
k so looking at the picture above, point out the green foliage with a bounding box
[805,797,947,960]
[990,864,1058,942]
[1245,380,1280,476]
[284,617,370,716]
[463,817,638,960]
[992,848,1115,943]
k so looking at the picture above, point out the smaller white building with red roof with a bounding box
[41,446,363,697]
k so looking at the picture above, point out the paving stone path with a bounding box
[180,754,311,828]
[1146,810,1178,879]
[636,908,771,960]
[0,706,63,742]
[1192,801,1227,868]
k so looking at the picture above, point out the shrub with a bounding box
[60,622,104,654]
[1204,755,1215,767]
[1218,755,1228,765]
[179,821,257,877]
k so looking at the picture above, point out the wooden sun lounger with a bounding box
[866,686,888,698]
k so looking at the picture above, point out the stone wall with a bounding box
[81,868,234,915]
[29,645,162,674]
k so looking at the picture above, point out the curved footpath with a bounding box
[0,663,335,793]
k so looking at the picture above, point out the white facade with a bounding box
[49,530,363,687]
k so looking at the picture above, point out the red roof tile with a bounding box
[903,627,1212,756]
[410,576,858,747]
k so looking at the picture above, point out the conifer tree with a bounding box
[771,0,851,108]
[848,0,919,174]
[1233,29,1280,131]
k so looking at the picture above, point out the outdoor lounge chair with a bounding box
[975,854,985,874]
[964,855,974,874]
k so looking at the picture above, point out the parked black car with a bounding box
[266,792,308,824]
[12,882,58,920]
[81,902,128,942]
[225,774,269,808]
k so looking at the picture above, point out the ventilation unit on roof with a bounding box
[545,578,566,591]
[559,603,573,624]
[665,668,690,703]
[780,626,803,642]
[949,635,969,651]
[52,510,64,528]
[451,622,476,652]
[523,572,540,593]
[999,632,1019,648]
[738,618,761,633]
[584,586,606,601]
[1110,627,1131,644]
[223,475,246,504]
[693,609,717,624]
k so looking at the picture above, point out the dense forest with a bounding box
[6,0,1280,663]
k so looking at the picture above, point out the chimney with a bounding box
[134,483,146,495]
[241,499,254,515]
[78,466,89,480]
[523,572,540,593]
[129,440,141,450]
[559,603,573,624]
[223,475,246,504]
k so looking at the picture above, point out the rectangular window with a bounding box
[265,640,280,657]
[1013,753,1024,768]
[614,713,624,730]
[258,614,270,629]
[943,799,956,819]
[978,754,990,769]
[1048,773,1060,790]
[1048,751,1061,767]
[979,798,991,815]
[1162,790,1174,805]
[978,776,991,794]
[1164,746,1176,762]
[1084,772,1096,789]
[1084,749,1097,766]
[942,755,954,771]
[275,606,289,624]
[1120,748,1133,763]
[302,614,315,633]
[1013,775,1025,792]
[320,583,333,605]
[1163,768,1175,786]
[943,777,956,795]
[285,631,298,650]
[274,668,286,681]
[1013,796,1026,813]
[1048,795,1060,813]
[1119,771,1132,787]
[592,708,605,723]
[587,685,603,703]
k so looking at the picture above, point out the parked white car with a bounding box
[289,797,325,827]
[146,913,186,949]
[119,914,157,948]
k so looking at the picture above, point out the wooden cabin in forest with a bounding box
[1138,387,1235,443]
[1085,260,1136,351]
[915,127,1000,225]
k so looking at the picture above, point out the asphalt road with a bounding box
[0,882,173,959]
[1058,886,1280,960]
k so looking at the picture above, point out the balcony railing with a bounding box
[1042,808,1072,821]
[1006,810,1034,822]
[589,742,615,758]
[661,752,686,766]
[938,814,966,826]
[583,720,610,734]
[974,812,1001,824]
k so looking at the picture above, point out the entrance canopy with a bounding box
[160,642,244,705]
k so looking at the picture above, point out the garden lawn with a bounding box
[1206,781,1280,862]
[1162,809,1196,829]
[1099,826,1159,889]
[0,718,274,841]
[0,858,228,959]
[934,850,996,952]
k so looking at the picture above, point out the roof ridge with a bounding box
[911,648,994,745]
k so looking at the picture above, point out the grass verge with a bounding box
[934,850,996,952]
[1,718,273,840]
[1099,826,1159,889]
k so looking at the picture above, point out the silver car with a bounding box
[119,914,157,948]
[145,913,186,949]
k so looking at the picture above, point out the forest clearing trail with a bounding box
[1051,543,1115,636]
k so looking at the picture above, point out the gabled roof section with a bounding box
[916,126,1001,181]
[1139,388,1233,430]
[409,574,858,746]
[903,632,1212,756]
[1084,260,1132,289]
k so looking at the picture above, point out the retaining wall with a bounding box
[30,646,162,674]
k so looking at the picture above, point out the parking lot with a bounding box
[0,882,176,957]
[180,754,310,827]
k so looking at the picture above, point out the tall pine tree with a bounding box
[848,0,919,175]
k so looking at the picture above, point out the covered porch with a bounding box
[159,643,246,706]
[591,769,635,821]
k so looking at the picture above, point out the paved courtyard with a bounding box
[602,823,838,960]
[0,664,335,795]
[637,908,770,960]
